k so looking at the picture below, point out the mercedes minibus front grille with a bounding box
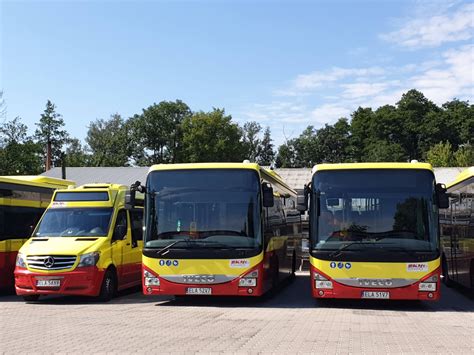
[26,255,77,270]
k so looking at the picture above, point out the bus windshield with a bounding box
[34,208,113,237]
[145,169,261,249]
[312,169,438,254]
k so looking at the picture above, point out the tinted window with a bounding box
[130,209,143,242]
[0,206,44,240]
[55,192,109,201]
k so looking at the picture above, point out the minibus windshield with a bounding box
[34,208,113,237]
[145,169,261,249]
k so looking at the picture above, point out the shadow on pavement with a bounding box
[1,273,472,312]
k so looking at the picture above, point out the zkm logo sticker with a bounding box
[159,260,179,267]
[330,262,351,269]
[230,259,250,268]
[406,263,428,272]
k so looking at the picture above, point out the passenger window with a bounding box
[130,209,143,246]
[112,210,128,241]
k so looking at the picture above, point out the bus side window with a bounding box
[130,209,143,247]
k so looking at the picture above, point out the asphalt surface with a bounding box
[1,272,473,354]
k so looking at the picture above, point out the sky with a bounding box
[1,0,473,147]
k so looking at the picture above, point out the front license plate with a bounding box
[361,291,389,299]
[186,287,212,295]
[36,279,61,287]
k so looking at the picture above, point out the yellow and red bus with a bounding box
[297,162,449,301]
[440,167,474,290]
[0,176,74,291]
[129,162,302,297]
[15,183,144,301]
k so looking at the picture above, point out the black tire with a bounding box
[98,269,117,302]
[23,295,40,302]
[272,258,280,290]
[442,257,453,288]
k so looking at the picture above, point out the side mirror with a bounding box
[125,190,136,210]
[296,185,309,212]
[113,225,127,241]
[262,183,274,207]
[436,183,449,209]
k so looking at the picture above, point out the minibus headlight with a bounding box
[16,253,27,268]
[77,252,100,267]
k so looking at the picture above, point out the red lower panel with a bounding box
[142,264,265,297]
[0,251,18,289]
[310,266,441,301]
[14,266,105,297]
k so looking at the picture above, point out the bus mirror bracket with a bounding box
[436,183,449,209]
[262,183,274,207]
[125,181,146,210]
[296,185,309,212]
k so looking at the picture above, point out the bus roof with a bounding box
[148,162,294,193]
[447,166,474,189]
[0,175,75,189]
[312,162,434,174]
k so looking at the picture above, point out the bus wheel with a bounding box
[23,295,40,302]
[442,257,453,288]
[99,269,117,302]
[272,259,280,290]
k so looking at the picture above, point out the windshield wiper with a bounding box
[155,240,192,256]
[328,241,376,258]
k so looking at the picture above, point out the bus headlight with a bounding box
[314,272,333,289]
[16,253,27,268]
[144,270,160,286]
[419,275,437,291]
[419,282,436,291]
[239,270,258,287]
[77,252,100,267]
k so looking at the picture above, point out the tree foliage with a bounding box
[34,100,69,167]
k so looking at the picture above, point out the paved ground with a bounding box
[1,272,473,354]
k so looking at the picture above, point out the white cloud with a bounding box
[310,105,351,124]
[380,3,474,48]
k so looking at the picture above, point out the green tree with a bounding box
[363,140,406,162]
[34,100,69,167]
[86,114,132,166]
[242,121,262,162]
[453,143,474,167]
[0,117,43,175]
[65,138,90,167]
[275,142,297,168]
[426,141,454,167]
[130,100,191,164]
[180,109,245,162]
[257,127,275,166]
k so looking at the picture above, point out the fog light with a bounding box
[144,277,160,286]
[247,288,253,294]
[315,280,333,289]
[418,282,436,291]
[146,287,152,294]
[239,278,257,287]
[318,290,324,296]
[428,292,433,298]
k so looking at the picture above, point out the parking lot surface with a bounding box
[1,272,473,354]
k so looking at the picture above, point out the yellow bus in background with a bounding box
[440,167,474,290]
[15,183,143,301]
[297,162,449,301]
[0,176,74,291]
[129,163,303,297]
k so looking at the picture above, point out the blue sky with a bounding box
[1,0,473,146]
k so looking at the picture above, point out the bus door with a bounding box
[450,195,461,283]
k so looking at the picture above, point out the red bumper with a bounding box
[310,266,441,301]
[14,266,105,297]
[142,265,265,297]
[0,251,17,289]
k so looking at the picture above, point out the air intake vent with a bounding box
[75,238,98,241]
[31,239,49,242]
